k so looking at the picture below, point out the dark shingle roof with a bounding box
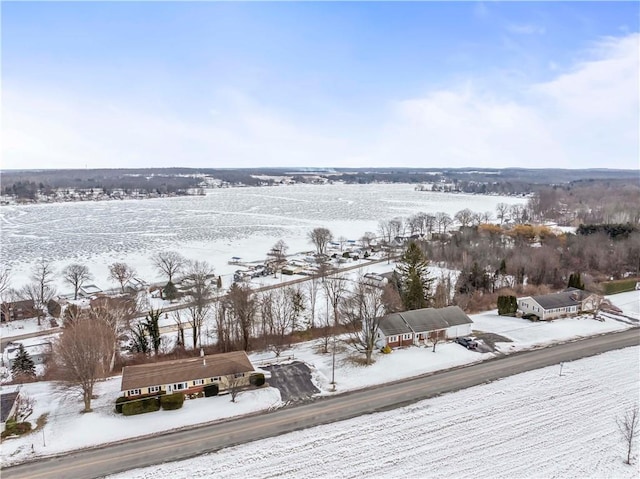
[379,306,473,336]
[121,351,254,391]
[530,290,584,310]
[400,306,473,332]
[378,313,414,336]
[1,392,19,422]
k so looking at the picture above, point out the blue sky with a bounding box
[2,2,639,169]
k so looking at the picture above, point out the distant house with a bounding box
[3,341,52,368]
[363,272,388,288]
[0,300,37,322]
[517,288,601,321]
[376,306,474,349]
[78,284,103,298]
[1,391,20,433]
[120,350,257,398]
[124,277,148,293]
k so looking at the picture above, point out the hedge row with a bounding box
[250,373,265,387]
[160,393,185,410]
[122,397,161,416]
[601,279,638,295]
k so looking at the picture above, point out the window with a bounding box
[210,377,221,382]
[172,382,187,390]
[403,333,412,340]
[234,372,244,378]
[149,386,160,393]
[388,336,397,343]
[128,389,141,397]
[193,379,204,386]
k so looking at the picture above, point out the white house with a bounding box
[376,306,474,349]
[517,288,601,321]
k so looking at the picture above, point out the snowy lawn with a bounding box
[0,380,282,467]
[0,317,57,337]
[109,346,640,479]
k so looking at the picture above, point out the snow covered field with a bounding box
[110,346,640,479]
[1,184,525,291]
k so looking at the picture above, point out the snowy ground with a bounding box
[110,346,640,479]
[2,291,637,466]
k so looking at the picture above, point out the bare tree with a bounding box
[304,272,320,329]
[225,283,256,351]
[0,267,10,297]
[617,405,639,465]
[323,271,349,326]
[63,263,92,300]
[360,231,377,249]
[151,251,185,283]
[343,279,386,365]
[428,330,446,352]
[435,212,453,234]
[108,262,136,293]
[55,317,115,412]
[496,203,510,224]
[184,260,214,349]
[270,240,288,274]
[228,372,244,403]
[262,287,296,357]
[23,258,56,325]
[308,227,333,256]
[454,209,475,228]
[90,296,137,370]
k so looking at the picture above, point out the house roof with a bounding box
[120,350,255,391]
[1,392,19,423]
[528,289,589,310]
[399,306,473,333]
[378,306,473,337]
[378,313,414,336]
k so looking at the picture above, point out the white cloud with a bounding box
[2,34,638,170]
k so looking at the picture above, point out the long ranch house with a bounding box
[121,350,256,398]
[376,306,474,348]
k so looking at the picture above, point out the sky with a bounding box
[2,1,639,170]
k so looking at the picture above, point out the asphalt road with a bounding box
[3,328,638,479]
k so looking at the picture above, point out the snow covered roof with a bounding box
[121,351,255,391]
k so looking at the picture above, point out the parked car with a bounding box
[455,337,478,350]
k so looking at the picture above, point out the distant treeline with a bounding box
[577,223,638,239]
[2,167,636,200]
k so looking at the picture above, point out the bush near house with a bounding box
[122,397,161,416]
[381,345,392,354]
[601,278,638,295]
[249,373,266,387]
[497,295,518,316]
[1,420,32,438]
[203,384,219,397]
[160,393,185,410]
[114,396,128,414]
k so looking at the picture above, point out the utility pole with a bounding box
[559,362,564,377]
[331,334,336,391]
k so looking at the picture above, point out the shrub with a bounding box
[114,396,129,414]
[160,393,185,410]
[497,295,518,316]
[122,397,160,416]
[601,278,637,295]
[47,299,61,318]
[342,252,350,258]
[203,383,219,397]
[1,420,32,438]
[381,345,392,354]
[164,281,179,301]
[249,373,266,387]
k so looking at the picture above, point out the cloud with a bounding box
[2,34,638,170]
[368,33,639,169]
[506,23,546,35]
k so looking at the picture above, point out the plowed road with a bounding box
[3,328,639,479]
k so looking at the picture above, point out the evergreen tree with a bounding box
[394,241,433,310]
[567,273,585,290]
[163,281,178,301]
[11,344,36,379]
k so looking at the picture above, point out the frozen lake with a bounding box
[1,183,526,291]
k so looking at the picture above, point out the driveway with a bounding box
[262,361,320,403]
